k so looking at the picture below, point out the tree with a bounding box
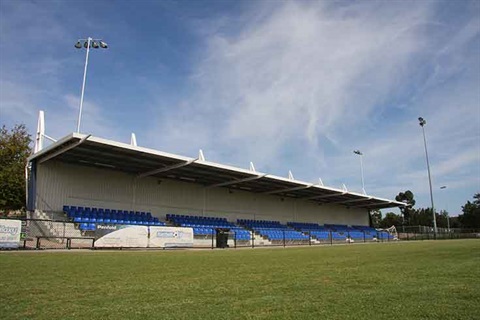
[0,124,32,214]
[408,207,435,226]
[370,209,382,228]
[436,210,449,229]
[380,212,402,228]
[449,216,461,229]
[395,190,416,224]
[458,193,480,229]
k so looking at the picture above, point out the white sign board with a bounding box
[94,225,149,248]
[0,219,22,249]
[149,227,193,248]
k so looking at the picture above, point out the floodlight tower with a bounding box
[353,150,366,194]
[418,117,437,235]
[440,186,450,231]
[74,37,108,133]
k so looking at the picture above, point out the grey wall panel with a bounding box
[36,160,369,226]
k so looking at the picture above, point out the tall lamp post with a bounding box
[75,37,108,133]
[440,186,450,231]
[353,150,366,194]
[418,117,437,235]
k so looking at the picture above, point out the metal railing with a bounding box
[2,218,478,250]
[397,225,480,241]
[195,228,392,249]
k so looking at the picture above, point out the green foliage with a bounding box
[408,207,435,226]
[458,193,480,229]
[379,211,402,228]
[370,209,382,228]
[395,190,416,223]
[449,216,462,229]
[379,193,480,230]
[378,208,451,229]
[0,124,32,213]
[436,210,450,228]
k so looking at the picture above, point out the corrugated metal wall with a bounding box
[35,160,369,225]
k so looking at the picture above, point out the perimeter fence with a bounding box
[397,225,479,241]
[1,218,393,250]
[1,218,478,250]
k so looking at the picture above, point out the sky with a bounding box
[0,0,479,216]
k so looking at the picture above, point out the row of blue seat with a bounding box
[68,211,154,219]
[238,219,313,241]
[167,214,252,238]
[288,222,379,234]
[169,214,239,232]
[239,219,286,229]
[180,223,234,229]
[167,214,228,222]
[79,223,97,231]
[72,215,161,225]
[288,222,326,230]
[308,230,379,240]
[63,205,152,217]
[64,205,160,225]
[192,227,251,240]
[260,230,309,241]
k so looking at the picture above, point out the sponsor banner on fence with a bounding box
[0,219,22,249]
[94,225,149,248]
[149,226,193,248]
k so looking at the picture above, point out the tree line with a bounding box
[371,191,480,230]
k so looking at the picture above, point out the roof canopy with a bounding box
[29,133,406,210]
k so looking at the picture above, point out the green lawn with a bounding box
[1,240,479,320]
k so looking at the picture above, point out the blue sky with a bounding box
[1,0,479,216]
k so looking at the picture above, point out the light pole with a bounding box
[353,150,366,194]
[74,37,108,133]
[418,117,437,235]
[440,186,450,231]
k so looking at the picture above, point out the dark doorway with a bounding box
[216,228,230,248]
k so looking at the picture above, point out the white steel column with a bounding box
[419,118,437,234]
[34,110,45,153]
[77,37,91,133]
[359,153,365,194]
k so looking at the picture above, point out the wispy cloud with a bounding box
[146,1,479,210]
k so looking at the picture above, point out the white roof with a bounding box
[29,133,407,210]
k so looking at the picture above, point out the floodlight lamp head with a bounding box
[99,41,108,49]
[83,41,89,48]
[440,186,447,189]
[418,117,426,126]
[92,41,99,49]
[74,41,82,49]
[353,150,362,155]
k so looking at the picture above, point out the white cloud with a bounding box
[147,1,479,210]
[149,2,432,162]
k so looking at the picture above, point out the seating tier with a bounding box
[63,205,164,231]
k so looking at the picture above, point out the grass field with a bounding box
[1,240,479,320]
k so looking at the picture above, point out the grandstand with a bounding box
[24,123,405,248]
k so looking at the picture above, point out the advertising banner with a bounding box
[149,226,193,248]
[94,225,149,248]
[0,219,22,249]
